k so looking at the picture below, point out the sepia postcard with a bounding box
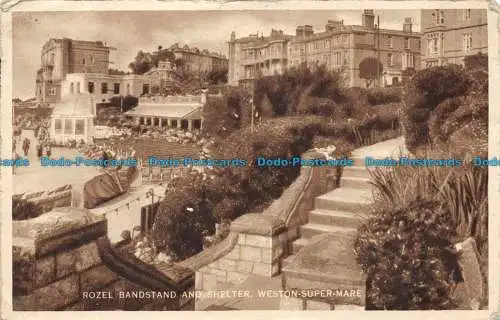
[1,1,499,320]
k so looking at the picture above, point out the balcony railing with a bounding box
[138,95,202,104]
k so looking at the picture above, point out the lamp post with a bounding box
[250,96,255,134]
[145,188,155,234]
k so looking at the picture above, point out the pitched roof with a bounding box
[124,103,201,119]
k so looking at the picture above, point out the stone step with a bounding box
[351,157,365,167]
[308,209,367,228]
[315,187,372,213]
[340,176,372,190]
[300,223,357,240]
[342,166,370,179]
[290,234,331,255]
[291,237,310,254]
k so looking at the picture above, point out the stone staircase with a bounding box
[290,137,408,253]
[291,157,373,253]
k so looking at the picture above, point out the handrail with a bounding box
[176,232,239,271]
[96,237,194,293]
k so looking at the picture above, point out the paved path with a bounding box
[14,129,101,195]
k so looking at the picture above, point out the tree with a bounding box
[128,48,176,74]
[401,67,416,85]
[109,95,139,113]
[359,57,384,88]
[464,53,488,71]
[128,50,152,74]
[207,69,229,85]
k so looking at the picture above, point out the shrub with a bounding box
[152,173,217,260]
[366,87,402,105]
[362,163,488,308]
[464,53,488,71]
[355,199,459,310]
[342,87,369,107]
[253,64,346,116]
[202,87,250,142]
[430,96,488,156]
[401,65,473,154]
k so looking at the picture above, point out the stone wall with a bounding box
[14,185,72,214]
[12,207,194,311]
[178,214,290,310]
[13,208,115,310]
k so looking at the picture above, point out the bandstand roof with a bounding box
[52,93,96,117]
[124,103,202,119]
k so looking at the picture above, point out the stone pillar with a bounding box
[280,233,366,310]
[159,118,163,128]
[177,119,181,129]
[83,118,88,143]
[193,214,288,310]
[188,120,193,131]
[150,117,154,126]
[12,208,114,311]
[72,119,76,137]
[167,119,172,128]
[51,118,56,137]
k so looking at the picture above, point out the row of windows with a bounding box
[426,32,475,55]
[431,9,472,26]
[69,81,121,94]
[68,81,152,96]
[290,35,419,53]
[54,119,86,135]
[386,53,416,67]
[244,46,283,58]
[81,55,95,65]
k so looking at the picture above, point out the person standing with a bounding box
[37,142,42,159]
[12,150,19,175]
[46,144,52,158]
[23,138,30,157]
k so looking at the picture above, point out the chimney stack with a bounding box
[362,9,375,29]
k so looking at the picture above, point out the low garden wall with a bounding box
[14,185,73,214]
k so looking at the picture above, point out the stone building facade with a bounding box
[62,73,147,104]
[227,29,293,88]
[35,38,112,105]
[172,44,228,76]
[421,9,488,67]
[227,10,422,88]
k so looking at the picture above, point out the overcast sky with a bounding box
[12,10,421,99]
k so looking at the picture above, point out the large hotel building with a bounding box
[228,10,422,88]
[35,39,228,106]
[420,9,488,67]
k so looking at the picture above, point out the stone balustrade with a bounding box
[138,95,203,104]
